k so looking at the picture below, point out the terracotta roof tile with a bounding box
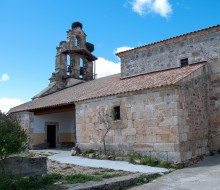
[10,62,205,113]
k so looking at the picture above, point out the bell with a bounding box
[67,65,71,72]
[80,67,84,76]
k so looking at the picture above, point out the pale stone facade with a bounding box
[75,65,211,162]
[75,87,180,161]
[119,26,219,78]
[10,24,220,163]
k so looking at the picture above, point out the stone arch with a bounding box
[75,35,81,47]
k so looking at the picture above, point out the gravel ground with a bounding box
[47,159,131,177]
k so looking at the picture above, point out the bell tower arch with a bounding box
[50,21,97,86]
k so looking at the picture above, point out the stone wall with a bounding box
[209,52,220,151]
[76,87,182,162]
[177,65,210,161]
[14,111,34,147]
[0,156,47,176]
[117,25,220,154]
[119,26,220,78]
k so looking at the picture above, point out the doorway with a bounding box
[47,125,56,148]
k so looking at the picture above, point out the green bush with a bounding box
[0,112,28,175]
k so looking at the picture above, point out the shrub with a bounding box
[0,112,28,175]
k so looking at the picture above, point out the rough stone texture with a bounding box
[75,33,220,163]
[116,25,220,158]
[0,156,47,176]
[13,112,34,147]
[75,62,217,162]
[75,87,181,162]
[118,26,220,78]
[209,55,220,151]
[177,66,210,161]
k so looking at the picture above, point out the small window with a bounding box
[181,58,189,67]
[113,106,120,120]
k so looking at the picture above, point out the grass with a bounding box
[157,161,171,168]
[0,172,126,189]
[129,153,171,168]
[82,149,95,156]
[66,174,101,184]
[0,173,62,190]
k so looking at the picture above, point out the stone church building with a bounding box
[11,23,220,163]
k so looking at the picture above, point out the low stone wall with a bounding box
[0,156,47,176]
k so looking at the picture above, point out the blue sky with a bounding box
[0,0,219,112]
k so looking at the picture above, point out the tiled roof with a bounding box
[116,25,220,56]
[10,62,205,113]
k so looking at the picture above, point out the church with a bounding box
[10,22,220,163]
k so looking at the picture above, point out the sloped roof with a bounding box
[116,25,220,56]
[10,62,205,113]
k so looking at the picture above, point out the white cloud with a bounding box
[0,98,24,113]
[0,73,10,82]
[114,46,133,54]
[131,0,172,18]
[95,46,134,78]
[95,57,120,78]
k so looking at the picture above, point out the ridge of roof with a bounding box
[116,24,220,56]
[10,62,206,113]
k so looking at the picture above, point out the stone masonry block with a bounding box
[159,116,178,127]
[113,136,126,144]
[121,128,136,136]
[151,152,168,161]
[168,152,181,162]
[154,143,175,152]
[133,143,154,152]
[114,129,122,136]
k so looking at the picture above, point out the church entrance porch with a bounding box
[28,104,76,149]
